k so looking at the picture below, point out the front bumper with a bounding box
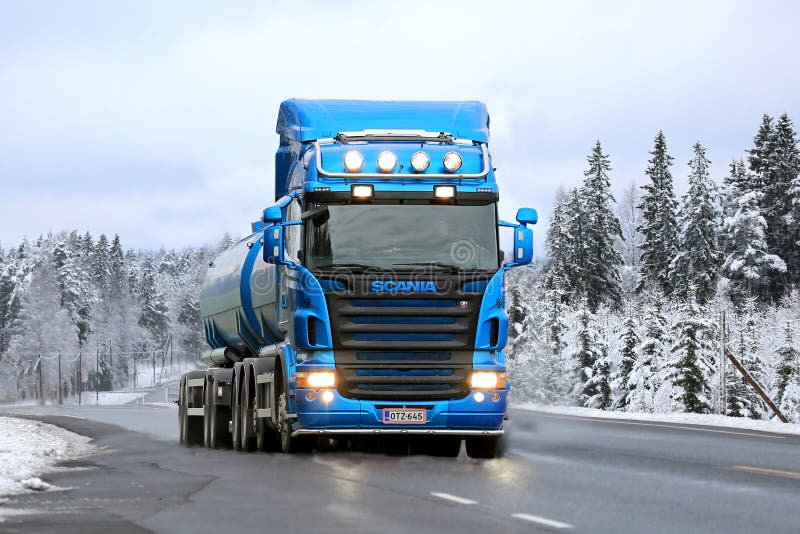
[291,387,507,437]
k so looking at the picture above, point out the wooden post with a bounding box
[724,345,788,423]
[96,344,99,404]
[78,349,82,406]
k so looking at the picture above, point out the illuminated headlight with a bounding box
[410,151,430,172]
[343,150,364,173]
[351,184,374,200]
[470,371,506,389]
[296,371,336,389]
[443,151,463,173]
[434,185,456,200]
[377,151,398,173]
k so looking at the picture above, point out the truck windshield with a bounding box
[306,203,499,271]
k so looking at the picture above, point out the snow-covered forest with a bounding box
[507,113,800,423]
[0,231,236,402]
[2,113,799,424]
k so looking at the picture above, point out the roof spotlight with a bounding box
[410,151,431,173]
[443,152,463,173]
[343,150,364,173]
[376,151,398,173]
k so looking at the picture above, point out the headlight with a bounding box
[343,150,364,173]
[376,151,398,173]
[296,371,336,389]
[470,371,505,389]
[410,151,430,172]
[443,151,463,173]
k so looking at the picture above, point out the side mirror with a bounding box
[263,205,283,224]
[516,207,538,226]
[264,225,285,264]
[507,225,533,268]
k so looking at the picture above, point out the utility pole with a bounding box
[37,353,43,405]
[108,340,113,389]
[57,350,62,406]
[133,355,137,389]
[152,347,157,386]
[78,349,82,406]
[96,344,99,404]
[720,311,727,416]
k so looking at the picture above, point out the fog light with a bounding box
[377,151,398,173]
[351,184,374,200]
[344,150,364,173]
[305,391,316,402]
[473,391,485,403]
[321,390,334,403]
[410,151,430,172]
[434,185,456,200]
[443,151,463,173]
[491,392,501,402]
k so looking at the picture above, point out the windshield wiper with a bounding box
[312,263,380,273]
[392,261,476,273]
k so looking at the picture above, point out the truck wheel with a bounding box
[277,389,311,453]
[239,370,256,452]
[209,401,231,449]
[465,436,502,459]
[430,437,462,458]
[181,380,204,446]
[178,377,186,444]
[231,372,243,451]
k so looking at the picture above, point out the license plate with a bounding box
[382,408,427,425]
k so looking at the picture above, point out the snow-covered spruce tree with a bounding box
[747,114,775,186]
[775,322,800,407]
[669,143,721,303]
[581,141,624,311]
[720,188,786,304]
[725,295,765,418]
[638,131,679,295]
[586,314,612,409]
[566,188,591,304]
[760,114,800,295]
[615,181,643,297]
[542,191,574,297]
[615,312,640,409]
[52,233,93,346]
[669,284,715,414]
[627,288,667,413]
[571,299,600,407]
[137,257,170,342]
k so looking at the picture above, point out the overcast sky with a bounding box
[1,1,799,253]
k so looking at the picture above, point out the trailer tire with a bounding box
[465,436,502,459]
[231,368,243,451]
[239,367,256,452]
[178,376,186,445]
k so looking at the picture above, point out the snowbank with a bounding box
[0,416,96,497]
[515,403,800,436]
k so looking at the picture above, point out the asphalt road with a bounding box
[1,404,799,534]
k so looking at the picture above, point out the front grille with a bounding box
[323,275,487,401]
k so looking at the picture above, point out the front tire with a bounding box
[465,436,502,459]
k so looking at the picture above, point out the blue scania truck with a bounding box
[178,99,537,458]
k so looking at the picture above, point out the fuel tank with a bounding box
[199,233,280,361]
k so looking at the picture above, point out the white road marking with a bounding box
[512,513,573,530]
[55,414,87,419]
[538,413,785,439]
[430,492,477,505]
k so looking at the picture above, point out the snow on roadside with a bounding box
[515,403,800,436]
[0,416,96,497]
